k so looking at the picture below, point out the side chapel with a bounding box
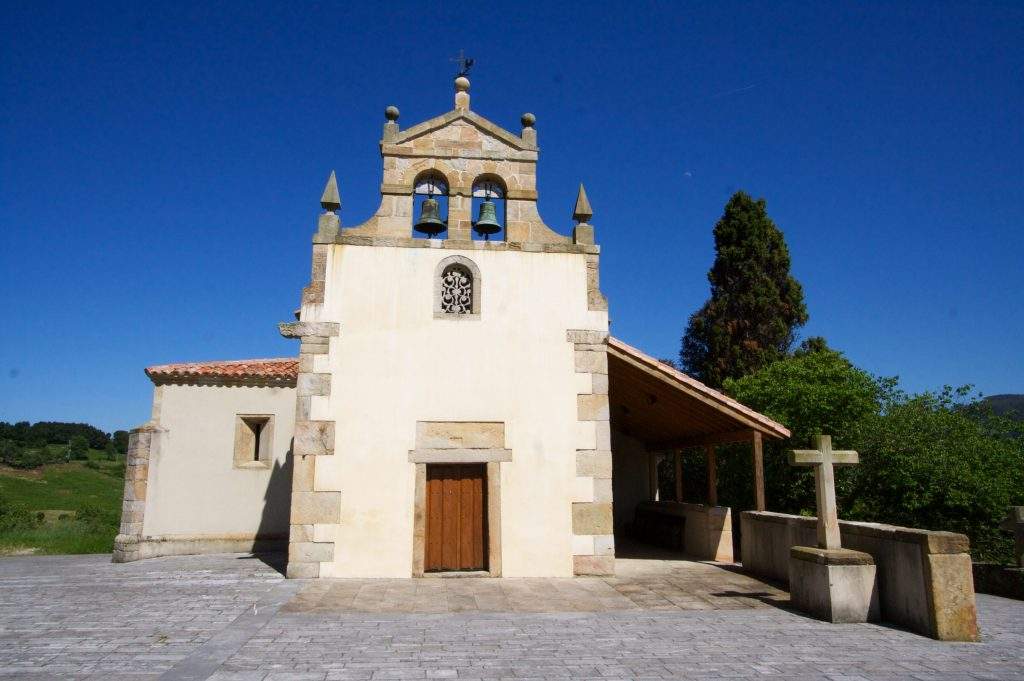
[114,76,789,578]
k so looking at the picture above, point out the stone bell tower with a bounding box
[280,76,614,579]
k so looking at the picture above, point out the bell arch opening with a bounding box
[470,176,506,242]
[413,171,449,239]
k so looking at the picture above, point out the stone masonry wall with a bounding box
[280,218,342,578]
[112,422,162,563]
[569,329,615,576]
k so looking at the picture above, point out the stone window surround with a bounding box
[233,414,274,469]
[434,255,481,320]
[409,421,506,577]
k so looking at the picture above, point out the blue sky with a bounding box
[2,2,1022,433]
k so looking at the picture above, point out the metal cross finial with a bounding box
[790,435,859,550]
[451,49,474,77]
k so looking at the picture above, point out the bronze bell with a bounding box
[473,198,502,239]
[414,197,446,237]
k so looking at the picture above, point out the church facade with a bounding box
[113,77,789,579]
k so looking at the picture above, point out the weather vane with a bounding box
[450,49,474,78]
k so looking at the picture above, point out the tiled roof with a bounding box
[145,358,298,387]
[607,336,791,439]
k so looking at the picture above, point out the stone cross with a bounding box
[790,435,859,550]
[1001,506,1024,567]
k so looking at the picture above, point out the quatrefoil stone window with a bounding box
[434,255,481,320]
[441,265,473,314]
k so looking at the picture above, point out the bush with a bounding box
[76,502,119,530]
[0,496,35,532]
[847,387,1024,563]
[723,348,1024,564]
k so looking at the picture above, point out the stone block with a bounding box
[292,455,315,491]
[574,350,607,375]
[279,321,340,339]
[594,534,615,556]
[789,547,880,623]
[291,491,341,525]
[294,420,335,457]
[300,341,329,355]
[290,541,334,563]
[575,450,613,479]
[286,561,319,579]
[926,552,979,641]
[566,329,608,345]
[572,502,613,535]
[594,421,611,451]
[577,394,610,421]
[290,523,314,543]
[297,373,331,397]
[593,478,613,502]
[573,223,595,245]
[415,421,504,449]
[591,373,609,395]
[573,554,614,576]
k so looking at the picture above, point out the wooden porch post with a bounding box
[648,452,658,501]
[752,430,766,511]
[705,444,718,507]
[674,450,683,502]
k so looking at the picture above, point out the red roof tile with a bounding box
[145,358,298,386]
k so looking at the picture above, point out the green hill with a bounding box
[983,394,1024,421]
[0,450,124,555]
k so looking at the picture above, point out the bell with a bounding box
[414,197,446,237]
[473,199,502,238]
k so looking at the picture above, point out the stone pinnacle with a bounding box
[573,183,593,223]
[320,170,340,211]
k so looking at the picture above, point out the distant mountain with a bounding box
[982,394,1024,421]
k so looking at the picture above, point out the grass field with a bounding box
[0,449,124,555]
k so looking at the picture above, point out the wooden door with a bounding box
[425,464,487,572]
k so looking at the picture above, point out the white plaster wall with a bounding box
[316,244,607,577]
[144,384,296,538]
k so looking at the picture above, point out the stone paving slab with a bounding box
[284,559,787,614]
[0,553,1021,680]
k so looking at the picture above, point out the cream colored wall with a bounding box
[144,384,296,539]
[314,244,607,577]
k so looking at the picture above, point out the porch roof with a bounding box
[607,337,790,447]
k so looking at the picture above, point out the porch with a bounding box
[606,337,791,563]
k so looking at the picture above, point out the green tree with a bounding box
[112,430,130,455]
[723,345,883,513]
[847,386,1024,563]
[68,435,89,461]
[681,192,808,387]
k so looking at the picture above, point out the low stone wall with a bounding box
[637,502,733,562]
[741,511,977,641]
[972,563,1024,601]
[112,534,287,563]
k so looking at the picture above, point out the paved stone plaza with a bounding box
[0,554,1021,680]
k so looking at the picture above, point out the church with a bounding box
[113,76,789,579]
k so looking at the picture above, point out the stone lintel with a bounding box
[408,448,512,464]
[791,546,875,566]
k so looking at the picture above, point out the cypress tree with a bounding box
[681,191,808,387]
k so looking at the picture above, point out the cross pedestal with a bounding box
[1001,506,1024,568]
[787,434,879,623]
